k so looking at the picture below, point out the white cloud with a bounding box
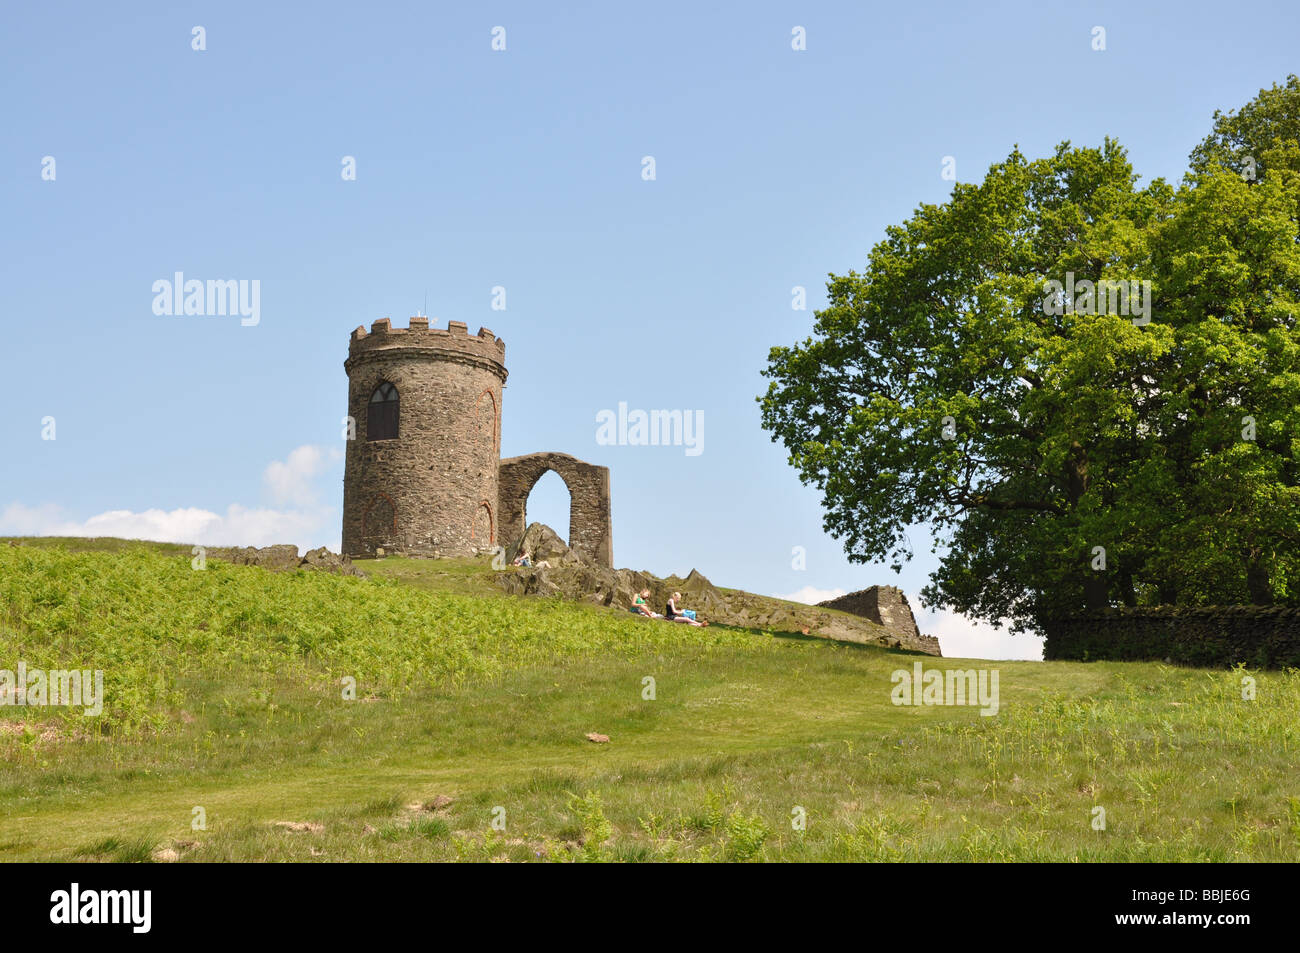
[263,445,341,506]
[0,501,338,551]
[919,609,1043,661]
[0,502,79,537]
[1,445,343,552]
[776,585,848,605]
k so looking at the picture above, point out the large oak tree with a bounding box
[759,79,1300,632]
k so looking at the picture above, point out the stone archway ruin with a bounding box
[498,452,612,568]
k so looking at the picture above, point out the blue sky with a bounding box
[3,1,1297,659]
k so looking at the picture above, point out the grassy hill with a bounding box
[2,538,1298,862]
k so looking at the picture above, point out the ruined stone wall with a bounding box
[818,586,941,655]
[498,452,612,568]
[342,317,506,558]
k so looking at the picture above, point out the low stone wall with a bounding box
[494,524,942,655]
[1042,606,1300,668]
[206,545,365,577]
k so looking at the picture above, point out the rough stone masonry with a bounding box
[817,586,942,655]
[341,317,613,566]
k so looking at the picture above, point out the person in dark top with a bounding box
[665,591,706,626]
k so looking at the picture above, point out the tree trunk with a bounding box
[1068,443,1106,610]
[1084,575,1109,610]
[1245,550,1273,605]
[1119,570,1138,607]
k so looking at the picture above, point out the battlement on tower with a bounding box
[347,317,506,376]
[340,310,612,567]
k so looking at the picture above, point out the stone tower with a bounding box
[342,317,507,558]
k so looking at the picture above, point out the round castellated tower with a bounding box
[342,316,506,558]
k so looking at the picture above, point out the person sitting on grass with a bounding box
[629,589,661,618]
[664,591,707,626]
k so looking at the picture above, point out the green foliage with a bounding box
[569,790,613,861]
[1190,75,1300,181]
[75,835,158,863]
[834,814,911,862]
[690,786,728,833]
[759,80,1300,629]
[408,816,450,840]
[721,809,771,861]
[1286,796,1300,844]
[0,544,762,734]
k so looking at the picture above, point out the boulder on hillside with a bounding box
[301,546,365,576]
[657,569,729,618]
[508,522,584,568]
[496,564,565,598]
[496,525,725,616]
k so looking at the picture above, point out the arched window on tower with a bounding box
[368,382,399,441]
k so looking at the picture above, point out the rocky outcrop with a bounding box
[496,524,941,655]
[300,546,366,576]
[207,544,365,577]
[508,523,586,569]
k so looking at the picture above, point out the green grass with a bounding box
[2,538,1298,862]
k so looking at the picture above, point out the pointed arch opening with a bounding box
[523,470,571,544]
